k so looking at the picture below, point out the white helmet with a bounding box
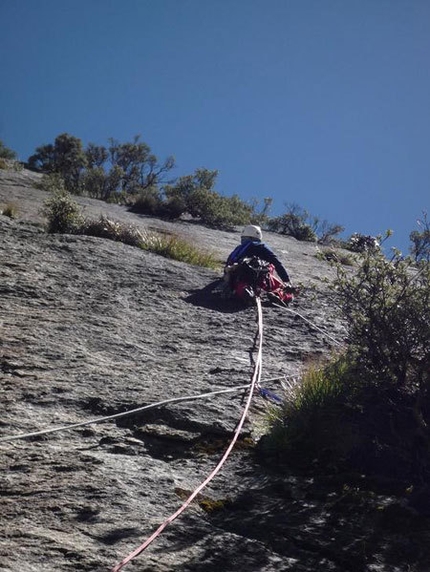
[242,224,262,241]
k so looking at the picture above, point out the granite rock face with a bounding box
[1,169,427,572]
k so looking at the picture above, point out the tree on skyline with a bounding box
[0,139,17,160]
[28,133,175,200]
[28,133,87,192]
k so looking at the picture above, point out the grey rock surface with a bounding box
[1,169,427,572]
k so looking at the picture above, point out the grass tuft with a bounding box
[0,158,25,171]
[1,202,19,218]
[82,216,145,247]
[174,487,232,513]
[41,189,219,269]
[82,216,219,268]
[316,247,355,266]
[140,231,219,269]
[262,356,359,465]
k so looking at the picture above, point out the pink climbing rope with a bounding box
[112,298,264,571]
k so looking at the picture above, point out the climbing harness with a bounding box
[111,297,265,572]
[223,255,270,304]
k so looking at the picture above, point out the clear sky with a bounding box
[1,0,429,253]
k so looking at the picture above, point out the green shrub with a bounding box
[262,248,430,482]
[105,190,132,205]
[410,212,430,262]
[316,221,345,245]
[334,251,430,391]
[36,173,67,194]
[79,166,109,199]
[267,203,344,243]
[129,187,163,215]
[267,205,317,242]
[41,189,84,234]
[163,168,255,229]
[185,188,252,229]
[158,195,187,220]
[345,232,380,253]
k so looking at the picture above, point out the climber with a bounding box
[223,224,296,306]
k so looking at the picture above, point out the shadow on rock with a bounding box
[162,514,277,572]
[184,279,246,314]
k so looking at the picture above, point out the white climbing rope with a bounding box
[272,303,344,348]
[0,384,251,444]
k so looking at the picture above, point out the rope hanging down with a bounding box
[111,297,265,572]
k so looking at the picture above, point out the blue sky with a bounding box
[1,0,429,253]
